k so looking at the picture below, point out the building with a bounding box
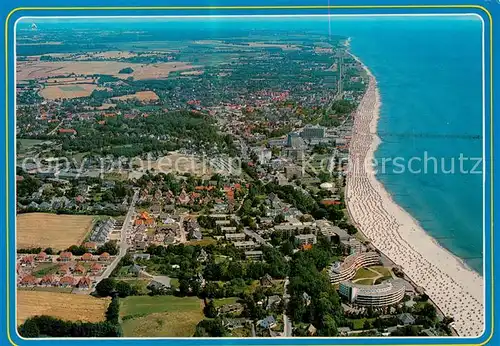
[284,164,303,179]
[339,279,406,307]
[258,316,277,329]
[329,252,381,284]
[316,220,350,241]
[76,276,92,290]
[225,233,246,242]
[341,238,364,255]
[233,240,256,250]
[295,234,317,246]
[245,250,263,261]
[219,303,244,315]
[59,252,72,262]
[398,313,416,325]
[260,274,273,288]
[301,124,326,140]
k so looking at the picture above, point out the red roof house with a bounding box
[59,275,75,287]
[81,253,94,261]
[59,252,72,262]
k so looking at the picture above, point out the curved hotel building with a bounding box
[328,251,381,284]
[339,279,406,307]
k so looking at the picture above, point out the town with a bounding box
[15,22,456,339]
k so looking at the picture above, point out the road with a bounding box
[283,277,292,337]
[242,228,272,247]
[96,189,139,283]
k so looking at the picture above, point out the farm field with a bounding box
[112,91,159,102]
[120,295,204,337]
[17,213,94,250]
[17,291,110,325]
[17,60,201,81]
[39,83,99,100]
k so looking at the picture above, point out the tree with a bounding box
[194,318,227,337]
[115,281,133,298]
[363,319,372,330]
[97,241,118,256]
[18,319,40,338]
[96,278,116,297]
[106,296,120,324]
[204,300,217,318]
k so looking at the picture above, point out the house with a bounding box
[35,252,48,262]
[218,303,244,315]
[81,253,94,261]
[90,263,102,273]
[59,252,72,262]
[233,241,256,250]
[303,292,312,306]
[266,295,282,310]
[260,274,274,288]
[40,274,58,287]
[20,256,35,266]
[147,277,171,293]
[19,275,37,287]
[73,263,86,274]
[99,252,110,261]
[307,324,317,336]
[129,264,142,276]
[258,316,277,329]
[58,264,70,275]
[76,276,92,290]
[398,313,416,326]
[245,250,263,261]
[197,249,209,262]
[132,253,151,260]
[83,242,98,251]
[223,318,247,330]
[59,275,75,287]
[338,327,351,336]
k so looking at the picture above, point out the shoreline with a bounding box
[344,55,484,337]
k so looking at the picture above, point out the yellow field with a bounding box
[17,291,110,325]
[112,91,159,102]
[17,60,201,81]
[17,213,94,250]
[39,83,99,100]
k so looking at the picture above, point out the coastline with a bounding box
[344,56,484,337]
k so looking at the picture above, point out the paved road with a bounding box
[242,228,272,247]
[96,190,139,283]
[283,277,292,337]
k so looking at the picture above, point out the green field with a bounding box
[32,263,59,278]
[213,297,240,308]
[353,268,378,281]
[59,85,85,91]
[120,295,204,337]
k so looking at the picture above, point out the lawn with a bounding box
[370,266,393,278]
[31,263,59,278]
[353,268,378,281]
[185,237,217,246]
[120,295,204,337]
[354,279,375,285]
[347,317,376,330]
[213,297,240,307]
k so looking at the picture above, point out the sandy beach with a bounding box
[345,62,484,337]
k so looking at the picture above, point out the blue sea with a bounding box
[337,16,484,274]
[18,15,484,273]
